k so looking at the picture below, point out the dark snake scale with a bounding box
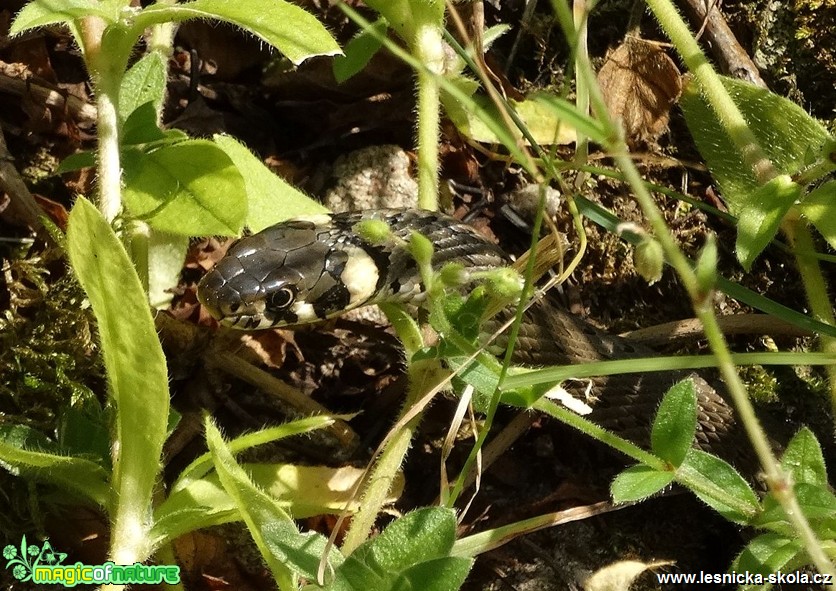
[197,208,750,466]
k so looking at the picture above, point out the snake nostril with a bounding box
[228,302,240,314]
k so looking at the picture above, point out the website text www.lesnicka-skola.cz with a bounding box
[655,570,832,586]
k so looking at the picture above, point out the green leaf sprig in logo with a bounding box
[3,536,67,582]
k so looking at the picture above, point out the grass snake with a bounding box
[197,208,750,466]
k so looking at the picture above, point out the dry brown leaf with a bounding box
[598,38,682,147]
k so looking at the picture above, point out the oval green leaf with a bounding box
[799,180,836,250]
[136,0,341,65]
[212,134,327,232]
[651,378,698,466]
[677,448,760,524]
[735,175,802,270]
[611,465,675,503]
[66,197,171,530]
[122,140,246,236]
[781,427,827,486]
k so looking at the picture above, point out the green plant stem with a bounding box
[571,0,590,183]
[80,17,127,223]
[595,79,836,588]
[501,351,835,389]
[548,1,836,575]
[340,360,445,555]
[414,23,444,211]
[649,0,836,441]
[643,0,777,185]
[147,0,178,57]
[783,215,836,414]
[614,142,835,579]
[93,91,122,224]
[445,190,550,507]
[700,315,836,582]
[533,398,665,469]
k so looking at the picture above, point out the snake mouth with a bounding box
[219,314,275,330]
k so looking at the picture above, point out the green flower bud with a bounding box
[481,267,524,301]
[695,233,718,304]
[634,236,664,285]
[353,219,392,244]
[439,263,469,287]
[408,231,435,270]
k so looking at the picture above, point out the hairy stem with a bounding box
[79,16,129,223]
[783,215,836,414]
[644,0,777,184]
[340,360,446,554]
[414,23,445,211]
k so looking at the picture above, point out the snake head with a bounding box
[197,216,383,329]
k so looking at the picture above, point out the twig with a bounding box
[0,60,98,123]
[679,0,767,88]
[621,313,813,346]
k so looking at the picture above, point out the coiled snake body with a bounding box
[197,208,747,463]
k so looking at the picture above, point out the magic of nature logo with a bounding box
[4,536,180,587]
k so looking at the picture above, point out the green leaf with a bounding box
[56,396,111,468]
[152,478,240,546]
[206,420,296,588]
[680,76,830,216]
[333,18,387,83]
[245,463,402,518]
[733,533,802,577]
[159,463,379,546]
[444,91,580,146]
[212,134,327,232]
[173,415,339,490]
[755,483,836,538]
[611,465,675,503]
[331,508,464,591]
[799,180,836,250]
[355,507,458,569]
[397,557,473,591]
[735,174,802,270]
[439,77,528,166]
[205,417,342,584]
[57,150,96,173]
[120,102,168,145]
[66,196,170,538]
[651,379,697,466]
[122,140,246,236]
[146,230,190,310]
[136,0,341,65]
[531,92,608,144]
[362,0,443,43]
[9,0,115,35]
[0,424,110,507]
[781,427,827,486]
[677,448,760,524]
[119,52,167,127]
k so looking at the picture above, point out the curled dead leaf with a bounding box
[598,38,682,147]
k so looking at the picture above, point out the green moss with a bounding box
[0,247,103,435]
[740,0,836,120]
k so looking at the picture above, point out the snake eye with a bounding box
[267,287,295,310]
